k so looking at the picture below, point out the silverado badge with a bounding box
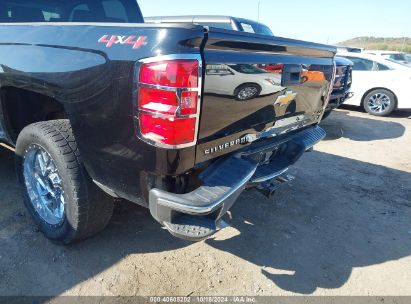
[274,91,297,107]
[204,135,248,155]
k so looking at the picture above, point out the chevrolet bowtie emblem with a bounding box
[275,91,297,106]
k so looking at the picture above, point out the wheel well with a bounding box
[1,87,67,142]
[234,82,262,94]
[361,87,398,109]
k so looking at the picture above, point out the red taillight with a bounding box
[139,87,179,115]
[137,59,200,147]
[140,114,196,145]
[139,60,198,88]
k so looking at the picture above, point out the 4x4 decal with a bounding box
[98,35,147,49]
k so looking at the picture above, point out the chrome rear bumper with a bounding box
[149,125,326,241]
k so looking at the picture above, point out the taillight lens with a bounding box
[139,60,198,88]
[137,59,200,147]
[139,87,178,115]
[140,114,196,144]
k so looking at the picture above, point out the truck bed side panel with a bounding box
[0,24,205,205]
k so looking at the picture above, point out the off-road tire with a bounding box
[15,120,114,244]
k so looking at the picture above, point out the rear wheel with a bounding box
[363,89,396,117]
[15,120,114,244]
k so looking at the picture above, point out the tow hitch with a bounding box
[149,125,326,241]
[253,173,295,199]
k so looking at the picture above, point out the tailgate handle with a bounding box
[281,64,302,86]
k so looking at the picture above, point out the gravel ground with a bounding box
[1,107,411,297]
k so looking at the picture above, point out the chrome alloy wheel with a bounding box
[23,145,65,225]
[367,93,391,114]
[238,86,259,100]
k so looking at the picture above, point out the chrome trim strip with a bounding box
[137,111,198,119]
[244,115,309,144]
[0,142,15,152]
[136,54,203,150]
[139,83,199,92]
[139,53,202,64]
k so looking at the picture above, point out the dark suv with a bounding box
[323,56,353,118]
[146,15,352,120]
[145,15,274,36]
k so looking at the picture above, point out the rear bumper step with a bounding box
[149,125,326,241]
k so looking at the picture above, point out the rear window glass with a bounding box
[241,23,255,33]
[102,0,128,21]
[346,57,374,71]
[386,54,407,61]
[239,21,273,36]
[206,64,233,75]
[376,63,390,71]
[0,0,142,23]
[200,19,274,36]
[200,22,234,31]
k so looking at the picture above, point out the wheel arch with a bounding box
[1,86,68,143]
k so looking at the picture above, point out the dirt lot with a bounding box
[1,107,411,297]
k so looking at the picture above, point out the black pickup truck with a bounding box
[0,0,336,244]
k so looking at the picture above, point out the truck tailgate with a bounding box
[196,29,336,163]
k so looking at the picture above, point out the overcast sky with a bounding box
[138,0,411,44]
